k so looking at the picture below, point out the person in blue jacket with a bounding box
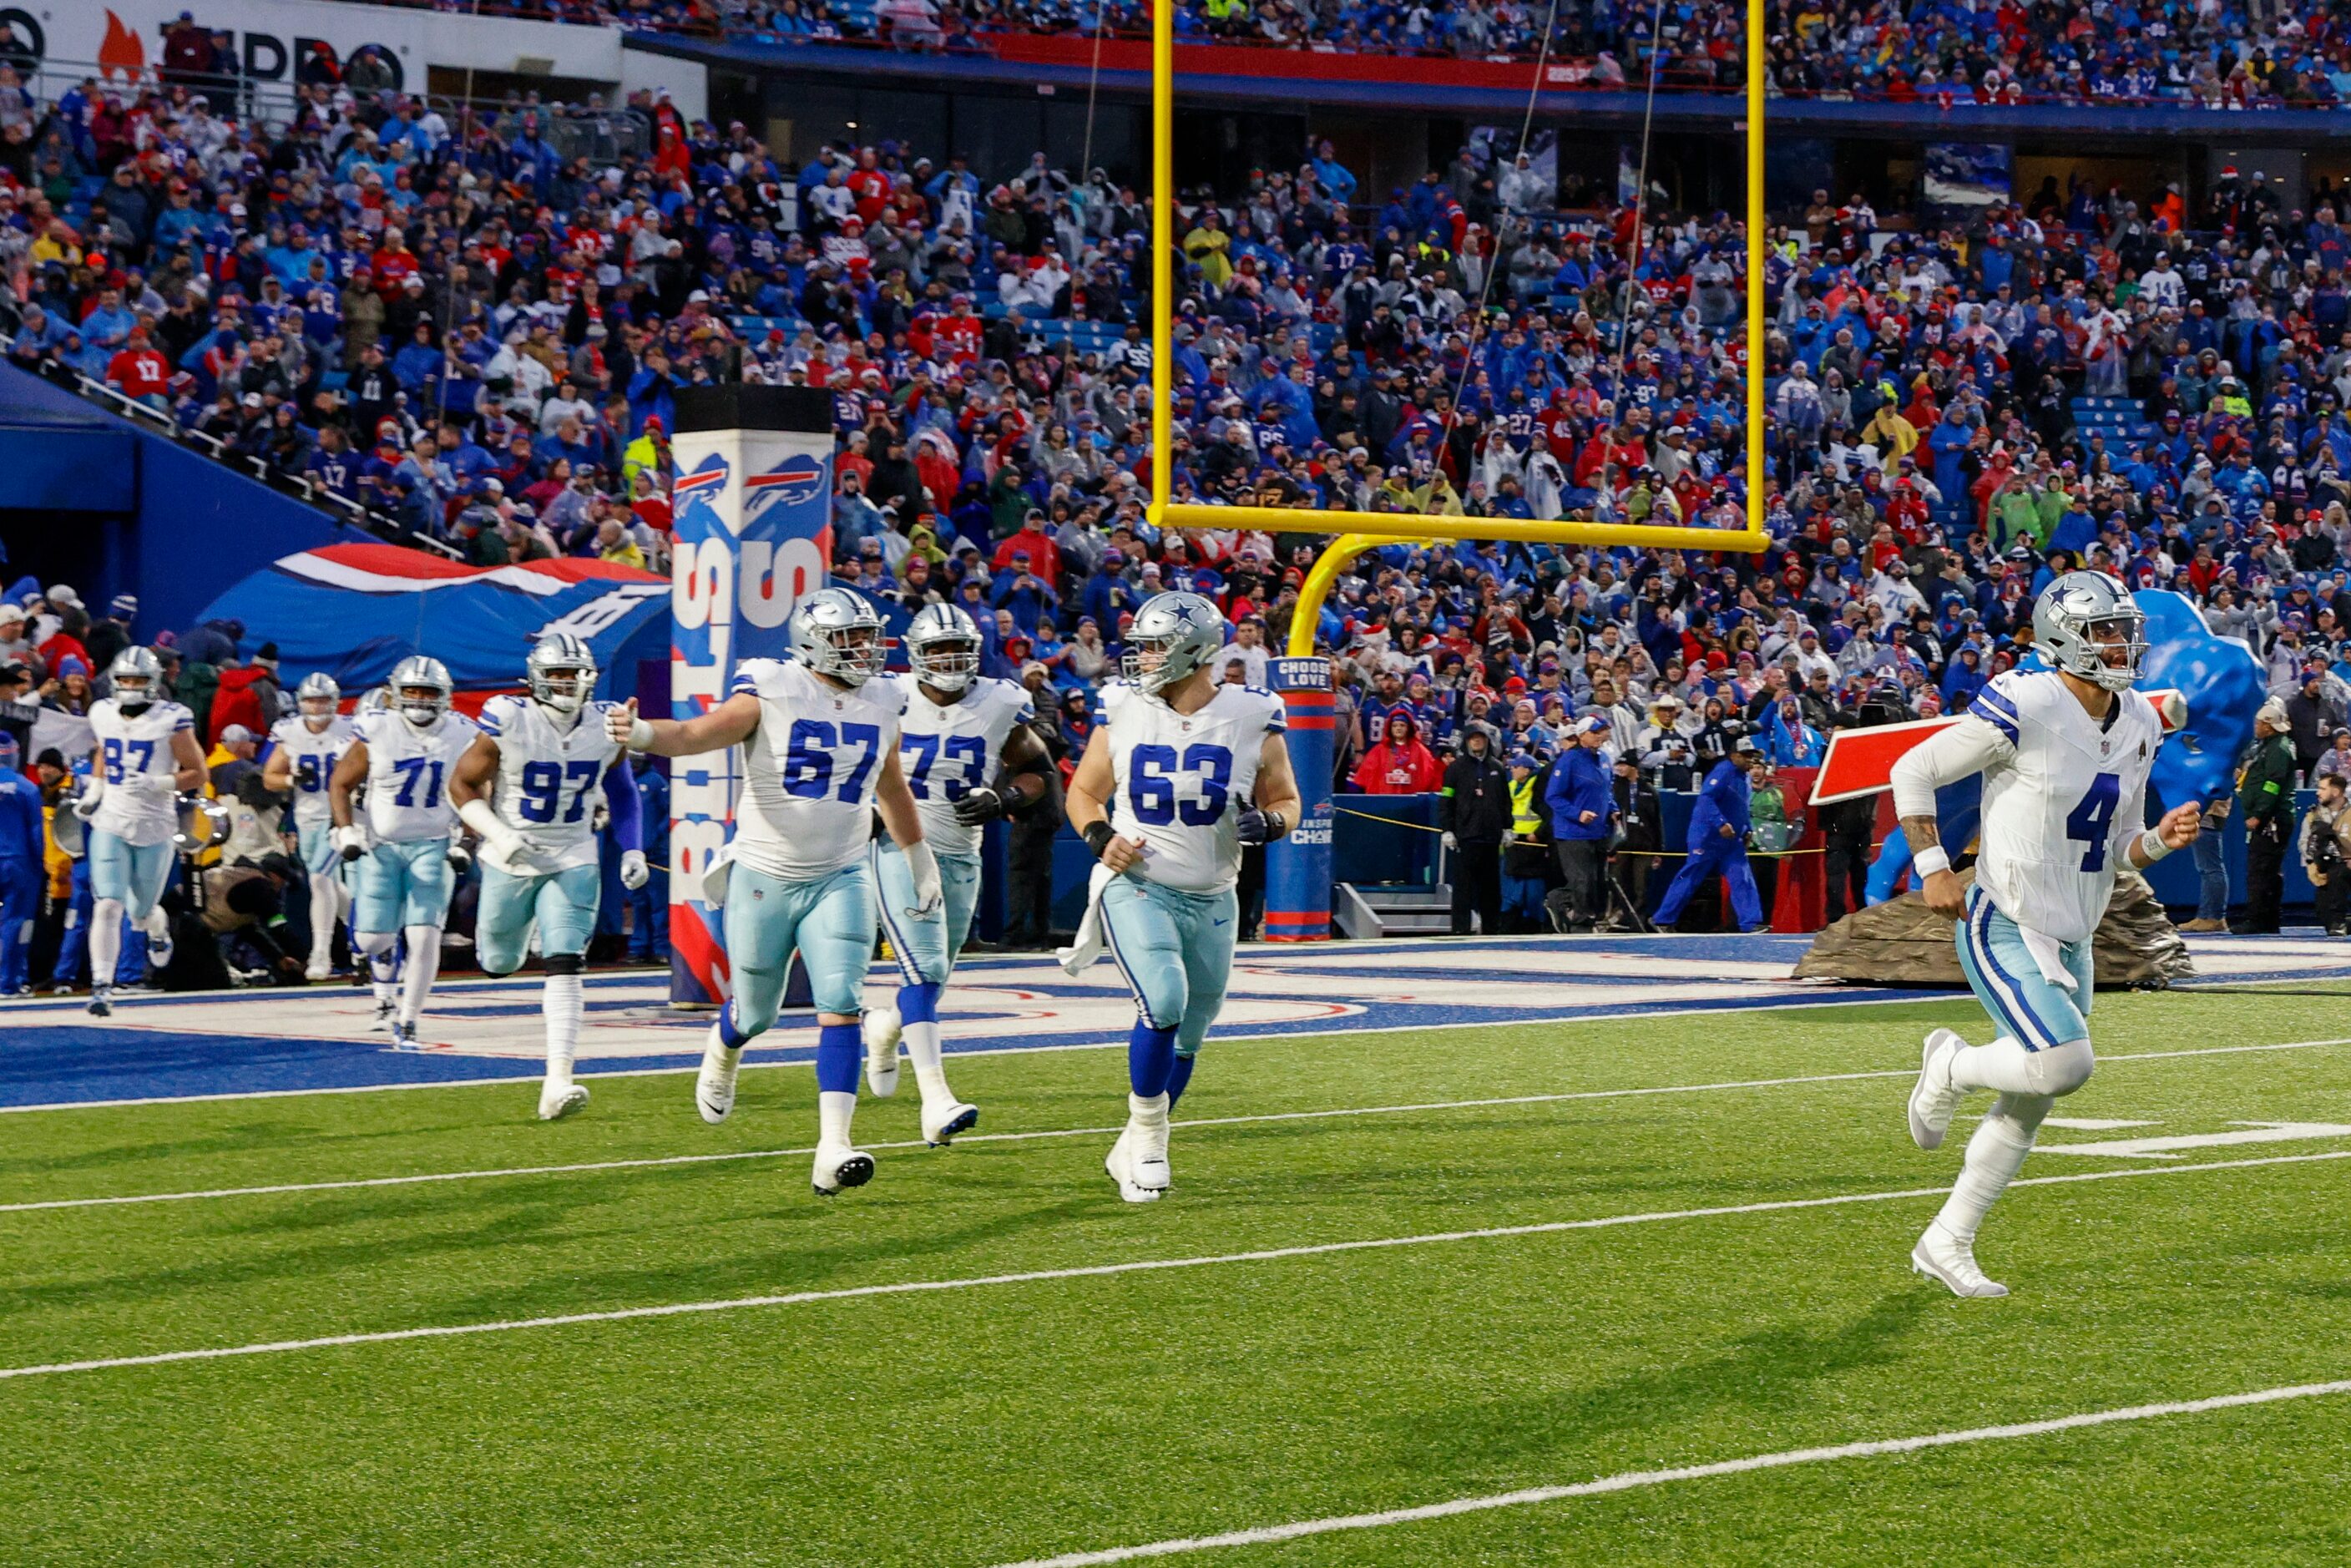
[0,734,41,993]
[1544,714,1616,932]
[1651,736,1768,932]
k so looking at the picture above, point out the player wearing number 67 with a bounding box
[607,587,939,1197]
[1063,591,1303,1204]
[1891,571,2202,1298]
[328,656,478,1050]
[447,633,647,1122]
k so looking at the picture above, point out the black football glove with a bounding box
[951,786,1010,826]
[1234,807,1287,846]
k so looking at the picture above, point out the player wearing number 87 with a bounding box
[448,632,647,1121]
[329,655,478,1050]
[1890,571,2202,1298]
[608,587,940,1196]
[78,646,206,1016]
[1063,591,1303,1203]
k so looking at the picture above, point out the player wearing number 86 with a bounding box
[329,655,478,1050]
[608,586,942,1196]
[261,673,356,982]
[1890,571,2202,1298]
[1064,591,1303,1204]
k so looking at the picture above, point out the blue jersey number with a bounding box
[295,755,326,792]
[903,732,988,801]
[517,759,602,824]
[781,720,882,803]
[2065,771,2121,872]
[390,756,446,811]
[1129,743,1232,827]
[101,737,154,786]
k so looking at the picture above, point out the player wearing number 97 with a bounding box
[1064,591,1302,1203]
[608,587,939,1196]
[1891,571,2201,1298]
[78,646,206,1017]
[328,655,478,1050]
[261,673,356,983]
[449,633,646,1122]
[862,603,1054,1146]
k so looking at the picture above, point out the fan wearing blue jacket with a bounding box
[1651,738,1769,932]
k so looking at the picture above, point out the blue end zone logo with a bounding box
[743,455,826,525]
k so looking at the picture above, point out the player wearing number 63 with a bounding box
[862,603,1054,1147]
[77,646,206,1016]
[329,656,478,1050]
[447,633,648,1122]
[1892,570,2202,1298]
[1064,591,1303,1203]
[608,587,940,1196]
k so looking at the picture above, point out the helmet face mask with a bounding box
[109,646,164,713]
[791,589,887,687]
[527,632,598,716]
[2034,571,2146,694]
[1120,592,1225,695]
[296,672,340,726]
[388,655,453,729]
[905,603,983,694]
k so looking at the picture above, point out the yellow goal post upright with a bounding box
[1145,2,1769,937]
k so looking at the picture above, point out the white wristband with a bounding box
[629,717,656,751]
[1912,845,1951,878]
[2136,825,2174,865]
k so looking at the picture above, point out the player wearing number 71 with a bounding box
[1892,571,2201,1298]
[607,588,941,1196]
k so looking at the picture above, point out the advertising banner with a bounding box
[1263,655,1335,941]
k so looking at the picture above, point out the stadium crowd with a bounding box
[8,41,2351,953]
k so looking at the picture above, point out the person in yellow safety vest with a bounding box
[2213,377,2252,417]
[1500,751,1550,932]
[622,416,673,497]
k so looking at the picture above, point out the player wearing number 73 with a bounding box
[1064,591,1303,1203]
[329,656,478,1050]
[607,588,941,1196]
[447,633,648,1122]
[1892,572,2201,1297]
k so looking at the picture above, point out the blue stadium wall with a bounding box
[0,362,343,637]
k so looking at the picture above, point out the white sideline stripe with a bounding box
[3,1146,2344,1384]
[8,1036,2342,1216]
[990,1378,2351,1567]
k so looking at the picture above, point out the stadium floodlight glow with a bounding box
[1146,0,1771,655]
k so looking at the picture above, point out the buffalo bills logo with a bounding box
[672,453,730,518]
[742,455,826,525]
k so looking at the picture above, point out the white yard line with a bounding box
[7,1036,2342,1217]
[989,1377,2351,1566]
[3,1146,2344,1384]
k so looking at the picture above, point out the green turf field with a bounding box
[4,989,2350,1565]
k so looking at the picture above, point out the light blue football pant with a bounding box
[355,838,455,933]
[1953,883,2095,1052]
[477,862,602,974]
[872,841,982,988]
[1100,875,1238,1057]
[88,830,174,920]
[296,817,341,878]
[726,859,875,1031]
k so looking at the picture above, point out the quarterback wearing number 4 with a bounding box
[863,604,1053,1146]
[609,588,939,1196]
[1893,572,2201,1298]
[449,633,648,1123]
[1064,591,1302,1204]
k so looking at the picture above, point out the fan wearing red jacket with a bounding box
[1352,713,1444,795]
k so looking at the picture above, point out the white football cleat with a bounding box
[305,957,331,983]
[538,1081,590,1121]
[862,1006,902,1097]
[144,919,174,971]
[1128,1096,1171,1193]
[811,1142,875,1196]
[369,998,396,1033]
[1104,1129,1160,1204]
[695,1024,742,1125]
[1908,1029,1969,1151]
[1912,1224,2009,1298]
[390,1019,426,1051]
[86,984,113,1019]
[922,1100,979,1147]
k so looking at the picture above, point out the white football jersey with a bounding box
[1967,669,2161,943]
[475,694,626,874]
[731,659,906,883]
[1102,680,1286,894]
[353,708,478,843]
[88,696,195,847]
[899,677,1036,857]
[268,715,356,827]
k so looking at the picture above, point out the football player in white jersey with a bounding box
[74,647,205,1016]
[449,632,650,1121]
[1064,591,1302,1203]
[262,673,357,981]
[862,603,1053,1146]
[328,655,478,1049]
[609,588,939,1196]
[1893,572,2202,1297]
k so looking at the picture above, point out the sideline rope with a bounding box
[1330,805,1884,860]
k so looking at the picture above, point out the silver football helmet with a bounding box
[526,630,598,715]
[789,587,886,687]
[388,655,454,728]
[1121,591,1226,695]
[356,685,392,718]
[173,792,231,854]
[2033,570,2146,693]
[905,602,982,694]
[295,671,341,723]
[109,646,164,712]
